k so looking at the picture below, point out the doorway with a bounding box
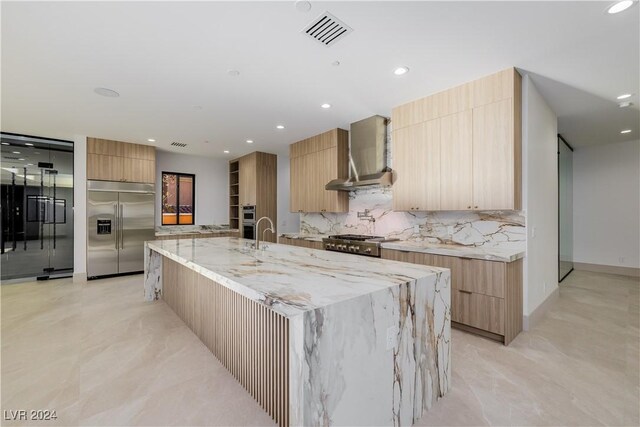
[1,133,74,281]
[558,134,574,282]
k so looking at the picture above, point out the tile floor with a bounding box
[1,270,638,426]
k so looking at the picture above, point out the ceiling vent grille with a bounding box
[302,12,353,47]
[170,142,187,148]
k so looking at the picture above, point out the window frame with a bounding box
[161,171,196,226]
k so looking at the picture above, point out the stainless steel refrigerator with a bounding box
[87,181,155,278]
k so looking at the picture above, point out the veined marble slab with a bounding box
[155,224,237,237]
[381,241,525,262]
[278,233,324,242]
[144,237,451,425]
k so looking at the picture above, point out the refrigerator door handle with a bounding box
[114,204,119,249]
[120,204,124,249]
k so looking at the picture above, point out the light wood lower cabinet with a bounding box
[278,236,323,250]
[381,248,523,345]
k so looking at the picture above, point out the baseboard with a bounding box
[73,272,87,283]
[523,287,559,331]
[574,262,640,278]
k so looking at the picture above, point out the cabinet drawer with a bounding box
[452,290,504,335]
[461,258,505,298]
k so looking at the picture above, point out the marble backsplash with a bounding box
[300,187,525,251]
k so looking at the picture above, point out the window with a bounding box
[162,172,195,225]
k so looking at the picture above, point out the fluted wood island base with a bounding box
[144,237,451,426]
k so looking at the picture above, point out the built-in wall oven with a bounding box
[242,205,256,240]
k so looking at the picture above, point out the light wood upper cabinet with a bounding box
[239,153,257,206]
[392,120,440,211]
[87,138,124,156]
[87,137,156,183]
[391,67,521,211]
[440,110,473,210]
[87,154,124,181]
[123,158,155,184]
[289,129,349,213]
[472,99,515,210]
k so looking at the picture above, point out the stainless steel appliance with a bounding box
[242,205,256,240]
[87,180,155,278]
[322,234,397,258]
[325,115,393,191]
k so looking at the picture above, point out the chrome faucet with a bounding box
[255,216,275,250]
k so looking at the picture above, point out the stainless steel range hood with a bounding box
[325,115,393,191]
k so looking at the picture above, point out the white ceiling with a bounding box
[2,1,638,157]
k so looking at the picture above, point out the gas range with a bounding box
[322,234,397,257]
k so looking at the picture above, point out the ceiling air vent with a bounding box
[170,142,187,148]
[302,12,353,47]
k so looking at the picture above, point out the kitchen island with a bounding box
[144,237,450,426]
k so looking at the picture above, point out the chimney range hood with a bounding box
[325,115,393,191]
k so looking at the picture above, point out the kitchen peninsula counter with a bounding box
[144,237,450,426]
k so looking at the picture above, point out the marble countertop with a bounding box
[380,240,525,262]
[277,233,524,262]
[146,237,447,318]
[278,233,324,242]
[155,224,238,237]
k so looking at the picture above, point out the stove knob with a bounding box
[365,248,372,253]
[354,246,360,251]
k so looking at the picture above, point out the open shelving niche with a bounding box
[229,160,239,230]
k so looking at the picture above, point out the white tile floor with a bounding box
[1,270,638,426]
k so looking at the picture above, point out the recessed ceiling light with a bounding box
[276,125,285,130]
[18,158,25,161]
[394,66,409,76]
[246,140,254,144]
[147,138,156,142]
[223,150,230,154]
[332,60,341,67]
[25,142,34,146]
[321,103,331,109]
[94,87,120,97]
[227,69,240,77]
[619,101,634,108]
[26,163,33,166]
[617,93,632,100]
[607,0,633,13]
[1,142,9,146]
[620,129,632,134]
[12,151,20,154]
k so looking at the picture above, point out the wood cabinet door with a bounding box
[87,138,124,156]
[306,150,324,213]
[472,98,514,210]
[319,147,339,212]
[392,124,422,211]
[123,158,155,183]
[239,154,257,206]
[440,110,473,210]
[393,121,440,211]
[452,290,505,335]
[87,154,124,181]
[124,143,155,160]
[461,258,506,298]
[289,155,304,212]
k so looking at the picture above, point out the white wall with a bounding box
[277,154,300,233]
[155,151,228,226]
[573,139,640,268]
[522,75,559,317]
[73,135,87,279]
